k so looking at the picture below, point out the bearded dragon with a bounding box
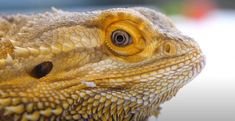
[0,7,205,121]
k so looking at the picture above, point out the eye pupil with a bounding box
[111,30,132,46]
[116,35,124,42]
[31,61,53,78]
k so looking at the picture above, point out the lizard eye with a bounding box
[111,30,132,47]
[103,20,147,61]
[31,61,53,78]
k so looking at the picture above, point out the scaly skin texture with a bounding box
[0,7,205,121]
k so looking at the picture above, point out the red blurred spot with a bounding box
[183,0,216,20]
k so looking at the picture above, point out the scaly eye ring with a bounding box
[111,30,132,47]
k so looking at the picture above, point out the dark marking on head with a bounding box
[30,61,53,78]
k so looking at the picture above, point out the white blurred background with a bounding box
[157,10,235,121]
[0,0,235,121]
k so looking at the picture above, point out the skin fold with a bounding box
[0,7,205,121]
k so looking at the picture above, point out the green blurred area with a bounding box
[0,0,233,15]
[160,1,183,15]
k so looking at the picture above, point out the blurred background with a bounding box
[0,0,235,121]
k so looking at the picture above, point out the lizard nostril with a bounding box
[30,61,53,78]
[163,42,176,56]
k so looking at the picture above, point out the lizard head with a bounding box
[0,7,205,120]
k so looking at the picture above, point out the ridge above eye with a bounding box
[111,30,132,47]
